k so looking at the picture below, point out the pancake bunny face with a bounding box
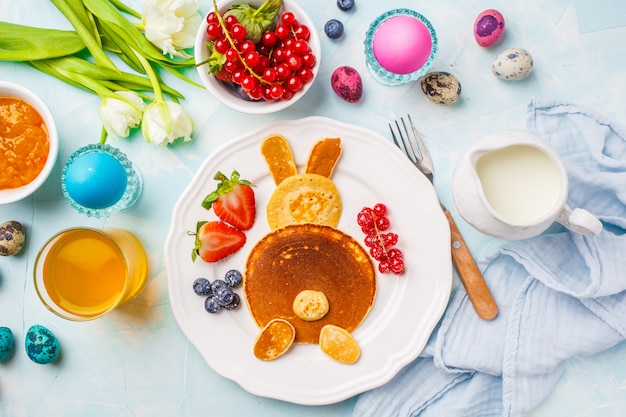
[243,135,376,364]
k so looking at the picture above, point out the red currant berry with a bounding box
[214,38,229,54]
[373,203,387,218]
[275,63,292,81]
[281,11,297,27]
[239,40,256,53]
[262,67,277,83]
[281,89,294,100]
[241,75,258,91]
[224,15,238,30]
[230,23,247,41]
[248,86,264,100]
[287,55,303,71]
[294,24,310,40]
[244,51,261,67]
[357,208,375,230]
[293,40,309,55]
[231,70,246,84]
[297,67,314,83]
[261,31,278,48]
[378,261,392,274]
[206,12,218,24]
[262,86,274,101]
[254,55,270,73]
[269,84,284,99]
[287,75,304,92]
[206,23,222,39]
[363,233,378,248]
[382,233,398,247]
[302,52,316,68]
[275,24,291,41]
[370,245,385,262]
[224,60,242,73]
[375,216,390,231]
[387,248,403,260]
[390,257,405,275]
[226,49,240,63]
[273,47,286,62]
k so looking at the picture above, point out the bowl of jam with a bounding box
[0,81,58,204]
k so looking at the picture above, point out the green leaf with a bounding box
[50,0,119,72]
[224,0,282,43]
[0,22,85,61]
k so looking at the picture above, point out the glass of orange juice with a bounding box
[34,227,148,321]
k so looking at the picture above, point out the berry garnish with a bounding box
[202,170,256,231]
[324,19,344,39]
[357,203,405,275]
[205,295,223,313]
[191,220,247,263]
[204,2,316,102]
[224,269,243,287]
[223,293,241,311]
[337,0,355,12]
[193,277,212,295]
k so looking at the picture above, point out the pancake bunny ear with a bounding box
[305,138,342,178]
[260,134,298,186]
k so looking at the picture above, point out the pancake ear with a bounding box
[305,138,342,178]
[260,134,298,185]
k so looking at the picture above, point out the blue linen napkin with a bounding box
[353,97,626,417]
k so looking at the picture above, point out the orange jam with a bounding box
[0,97,50,190]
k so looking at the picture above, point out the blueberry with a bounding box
[337,0,355,11]
[204,295,222,313]
[224,269,243,288]
[324,19,344,40]
[193,278,212,296]
[211,279,229,294]
[215,286,235,306]
[223,293,241,311]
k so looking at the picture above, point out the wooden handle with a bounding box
[444,210,498,320]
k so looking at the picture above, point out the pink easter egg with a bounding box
[474,9,505,47]
[372,15,433,74]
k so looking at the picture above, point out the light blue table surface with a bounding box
[2,0,626,416]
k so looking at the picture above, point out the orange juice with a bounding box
[35,228,148,320]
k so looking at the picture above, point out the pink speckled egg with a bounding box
[372,15,433,74]
[331,66,363,103]
[474,9,505,47]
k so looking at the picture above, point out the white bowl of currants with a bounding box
[195,0,321,114]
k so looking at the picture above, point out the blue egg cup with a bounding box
[364,8,438,86]
[61,144,143,218]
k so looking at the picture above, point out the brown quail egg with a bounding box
[420,72,462,105]
[0,220,25,256]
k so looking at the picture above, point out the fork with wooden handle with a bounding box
[390,115,498,320]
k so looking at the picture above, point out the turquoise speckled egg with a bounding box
[0,327,14,362]
[25,325,60,364]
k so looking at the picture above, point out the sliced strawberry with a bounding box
[192,221,246,263]
[202,170,256,231]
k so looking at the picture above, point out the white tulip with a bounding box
[141,100,193,146]
[99,91,145,138]
[142,0,202,58]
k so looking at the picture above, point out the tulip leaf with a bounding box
[0,22,85,61]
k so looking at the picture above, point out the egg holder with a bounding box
[364,8,438,86]
[61,143,143,218]
[0,325,61,365]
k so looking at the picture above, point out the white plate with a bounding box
[165,117,452,405]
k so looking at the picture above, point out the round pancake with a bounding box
[244,224,376,344]
[266,173,342,230]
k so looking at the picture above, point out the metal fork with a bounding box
[390,115,498,321]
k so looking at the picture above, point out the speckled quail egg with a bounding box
[492,48,533,81]
[420,72,462,105]
[0,220,25,256]
[0,327,14,362]
[25,325,60,365]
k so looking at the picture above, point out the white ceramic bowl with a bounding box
[194,0,321,114]
[0,81,59,204]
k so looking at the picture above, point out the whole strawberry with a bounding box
[192,221,247,263]
[202,170,256,231]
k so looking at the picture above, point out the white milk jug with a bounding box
[452,130,602,240]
